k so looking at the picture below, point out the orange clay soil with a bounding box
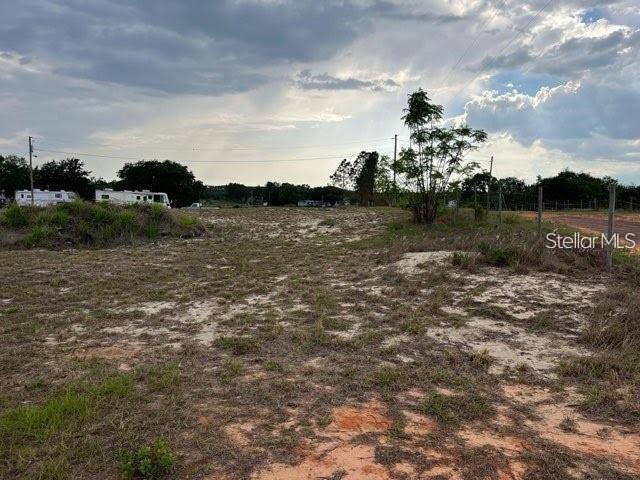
[244,386,640,480]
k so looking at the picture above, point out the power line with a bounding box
[448,0,554,105]
[441,0,508,87]
[35,148,140,160]
[34,136,397,153]
[33,147,396,164]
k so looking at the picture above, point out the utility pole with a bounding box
[486,155,493,212]
[607,182,616,272]
[537,186,543,238]
[393,134,397,206]
[498,182,502,226]
[28,136,34,206]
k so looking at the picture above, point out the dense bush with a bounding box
[119,439,174,479]
[0,201,204,248]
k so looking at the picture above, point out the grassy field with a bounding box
[1,206,639,479]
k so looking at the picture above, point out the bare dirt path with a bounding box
[521,211,640,249]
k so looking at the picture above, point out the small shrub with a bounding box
[120,438,174,479]
[451,252,477,272]
[220,358,243,380]
[470,348,494,368]
[24,225,55,247]
[3,204,30,228]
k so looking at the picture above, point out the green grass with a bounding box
[220,358,244,380]
[139,363,180,392]
[216,335,260,355]
[0,200,205,248]
[417,392,492,424]
[0,371,137,477]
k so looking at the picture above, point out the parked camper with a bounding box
[15,189,77,207]
[297,200,332,208]
[95,189,171,207]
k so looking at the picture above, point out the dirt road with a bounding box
[521,211,640,249]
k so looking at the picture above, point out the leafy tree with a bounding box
[330,159,353,190]
[397,89,487,223]
[462,172,496,197]
[117,160,205,207]
[0,155,30,198]
[351,151,379,206]
[34,158,94,199]
[226,183,250,203]
[375,155,400,206]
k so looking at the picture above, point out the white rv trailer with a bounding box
[15,189,77,207]
[95,189,171,208]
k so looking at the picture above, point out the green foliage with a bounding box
[0,201,204,248]
[34,158,94,200]
[0,391,91,442]
[477,241,535,267]
[417,392,491,423]
[397,89,487,224]
[119,439,174,480]
[0,372,134,457]
[388,219,404,231]
[117,160,204,207]
[451,252,477,271]
[0,155,30,198]
[418,393,448,420]
[3,203,29,228]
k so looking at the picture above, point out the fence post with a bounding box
[537,186,543,238]
[498,183,502,226]
[607,183,616,272]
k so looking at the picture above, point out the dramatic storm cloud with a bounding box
[0,0,638,184]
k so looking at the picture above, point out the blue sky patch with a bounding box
[488,71,563,95]
[580,7,607,24]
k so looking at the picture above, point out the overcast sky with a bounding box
[1,0,639,185]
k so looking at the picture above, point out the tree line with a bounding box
[206,182,349,205]
[328,89,640,220]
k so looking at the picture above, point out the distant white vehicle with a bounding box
[95,189,171,208]
[188,202,202,208]
[15,189,77,207]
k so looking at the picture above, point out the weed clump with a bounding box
[120,438,174,479]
